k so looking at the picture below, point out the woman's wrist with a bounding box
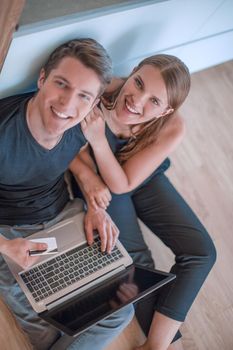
[77,166,97,186]
[89,136,108,151]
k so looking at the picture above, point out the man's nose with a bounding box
[59,91,77,111]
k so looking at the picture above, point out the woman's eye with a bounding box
[151,97,159,105]
[134,77,142,89]
[79,93,91,102]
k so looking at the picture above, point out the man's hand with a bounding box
[0,237,48,269]
[84,207,119,254]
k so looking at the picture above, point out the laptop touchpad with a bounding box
[47,220,86,250]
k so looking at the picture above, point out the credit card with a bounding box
[29,237,58,256]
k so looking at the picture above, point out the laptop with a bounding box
[4,212,175,336]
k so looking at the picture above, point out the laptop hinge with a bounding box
[46,265,125,311]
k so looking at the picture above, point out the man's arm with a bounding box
[83,207,119,254]
[70,145,111,210]
[69,149,118,254]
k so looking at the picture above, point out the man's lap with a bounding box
[0,198,134,349]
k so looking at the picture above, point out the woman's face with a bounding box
[114,64,171,125]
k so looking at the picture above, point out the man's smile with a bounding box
[51,106,74,119]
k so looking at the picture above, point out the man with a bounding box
[0,38,133,350]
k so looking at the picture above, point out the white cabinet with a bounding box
[114,0,233,74]
[0,0,232,97]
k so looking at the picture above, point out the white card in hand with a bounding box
[29,237,58,256]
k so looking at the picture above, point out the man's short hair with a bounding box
[43,38,112,95]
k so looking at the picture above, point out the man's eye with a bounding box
[55,81,66,88]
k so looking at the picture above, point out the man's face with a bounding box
[35,56,102,138]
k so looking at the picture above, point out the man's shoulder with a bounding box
[0,91,35,113]
[69,122,87,144]
[0,91,35,128]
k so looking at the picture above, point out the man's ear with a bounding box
[37,68,46,89]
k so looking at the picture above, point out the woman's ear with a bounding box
[37,69,46,89]
[161,107,174,117]
[165,107,174,115]
[92,97,100,107]
[156,107,174,120]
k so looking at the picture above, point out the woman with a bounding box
[70,54,216,350]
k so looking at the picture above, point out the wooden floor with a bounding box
[106,60,233,350]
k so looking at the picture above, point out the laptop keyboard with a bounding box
[20,237,123,302]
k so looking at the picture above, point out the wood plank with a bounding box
[0,0,25,72]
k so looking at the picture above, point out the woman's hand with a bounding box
[82,172,112,210]
[81,106,106,147]
[70,148,111,210]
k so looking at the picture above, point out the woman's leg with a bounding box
[107,193,161,339]
[107,193,155,269]
[132,173,216,349]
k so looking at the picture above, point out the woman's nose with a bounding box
[133,92,147,109]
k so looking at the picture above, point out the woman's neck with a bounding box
[101,103,131,139]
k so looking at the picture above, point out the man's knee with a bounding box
[107,304,134,330]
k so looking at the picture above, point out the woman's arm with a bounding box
[82,110,185,194]
[69,145,112,209]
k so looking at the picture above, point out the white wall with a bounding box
[0,0,232,98]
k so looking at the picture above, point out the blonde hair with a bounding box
[102,54,190,163]
[0,298,32,350]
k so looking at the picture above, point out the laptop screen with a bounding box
[41,266,175,336]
